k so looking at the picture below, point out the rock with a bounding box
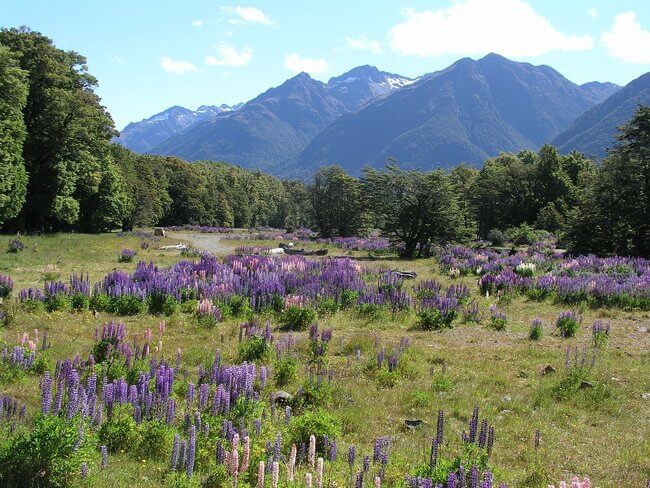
[543,365,556,375]
[154,227,165,237]
[502,396,511,403]
[635,327,647,333]
[579,380,594,389]
[271,391,293,404]
[642,393,650,400]
[404,419,423,429]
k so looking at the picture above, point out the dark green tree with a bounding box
[309,165,369,237]
[362,165,472,258]
[567,106,650,256]
[0,44,28,226]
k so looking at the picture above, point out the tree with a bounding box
[0,44,28,226]
[362,165,472,258]
[309,165,368,237]
[0,27,119,231]
[567,106,650,256]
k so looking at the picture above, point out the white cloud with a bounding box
[388,0,593,58]
[284,53,328,74]
[222,6,274,25]
[588,7,598,18]
[601,12,650,64]
[344,35,383,55]
[160,57,197,75]
[192,19,204,27]
[205,42,253,67]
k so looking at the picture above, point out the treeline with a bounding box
[307,107,649,258]
[0,27,310,233]
[1,28,647,258]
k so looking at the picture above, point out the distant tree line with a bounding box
[0,28,647,258]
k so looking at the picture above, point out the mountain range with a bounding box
[115,54,649,177]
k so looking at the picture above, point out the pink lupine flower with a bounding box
[375,476,382,488]
[316,457,323,488]
[232,433,240,452]
[287,444,297,481]
[240,436,250,472]
[28,340,36,352]
[308,434,316,467]
[232,449,239,487]
[306,472,313,488]
[272,461,279,488]
[256,461,265,488]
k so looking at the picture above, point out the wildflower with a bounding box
[308,434,316,467]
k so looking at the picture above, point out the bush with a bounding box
[237,336,271,362]
[0,415,93,487]
[90,293,111,312]
[70,293,90,312]
[45,294,71,312]
[293,378,333,410]
[556,311,581,338]
[98,405,141,453]
[7,239,24,253]
[137,420,173,460]
[289,409,341,453]
[529,318,543,340]
[279,306,317,331]
[340,290,359,309]
[506,223,537,246]
[274,356,297,387]
[118,248,137,263]
[317,297,339,316]
[487,229,507,247]
[416,308,457,330]
[0,275,13,299]
[225,295,252,318]
[356,303,383,318]
[161,295,180,316]
[110,295,145,315]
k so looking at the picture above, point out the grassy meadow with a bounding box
[0,231,648,487]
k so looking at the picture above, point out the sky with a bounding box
[3,0,649,129]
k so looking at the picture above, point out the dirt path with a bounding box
[168,232,233,255]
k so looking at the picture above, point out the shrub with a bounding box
[507,223,537,246]
[417,307,457,330]
[45,294,70,312]
[317,297,339,316]
[487,228,507,247]
[118,248,137,263]
[0,275,13,299]
[90,294,111,312]
[161,295,181,316]
[279,306,317,331]
[289,409,341,453]
[340,289,359,309]
[529,317,543,340]
[110,295,145,315]
[556,311,581,338]
[137,420,173,460]
[293,378,334,410]
[224,295,251,318]
[7,239,24,253]
[274,356,297,387]
[98,405,141,453]
[70,293,90,312]
[237,335,271,362]
[489,306,507,331]
[356,303,383,318]
[0,415,93,488]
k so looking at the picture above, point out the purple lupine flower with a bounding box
[285,406,291,425]
[101,445,108,469]
[329,439,338,462]
[436,409,444,445]
[80,462,88,477]
[348,445,356,469]
[41,371,52,414]
[470,465,479,488]
[186,426,196,477]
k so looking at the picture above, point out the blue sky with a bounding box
[3,0,649,129]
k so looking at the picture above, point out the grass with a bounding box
[0,231,649,487]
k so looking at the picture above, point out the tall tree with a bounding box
[309,165,368,237]
[0,27,120,231]
[0,44,28,226]
[567,106,650,256]
[363,165,472,258]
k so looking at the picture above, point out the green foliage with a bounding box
[529,323,543,341]
[293,378,334,410]
[289,409,341,451]
[362,164,473,258]
[98,405,141,453]
[237,335,271,362]
[0,415,93,488]
[274,355,297,387]
[137,420,174,460]
[70,293,90,312]
[110,295,145,316]
[0,44,28,226]
[416,308,457,330]
[486,229,507,247]
[567,106,650,257]
[279,306,317,331]
[309,165,370,237]
[556,315,580,338]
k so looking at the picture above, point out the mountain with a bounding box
[579,81,620,103]
[325,65,414,111]
[290,54,615,176]
[116,104,239,153]
[553,73,650,158]
[148,66,414,169]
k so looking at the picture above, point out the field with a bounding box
[0,231,648,488]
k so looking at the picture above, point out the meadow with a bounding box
[0,230,648,488]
